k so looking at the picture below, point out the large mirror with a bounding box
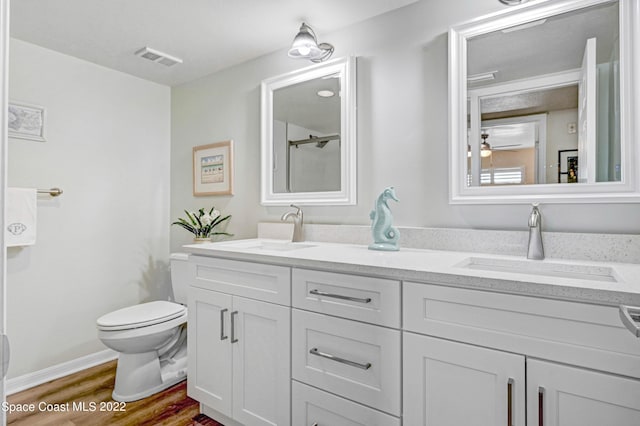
[260,56,356,205]
[449,0,640,203]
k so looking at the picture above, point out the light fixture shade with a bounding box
[480,133,492,157]
[480,144,492,157]
[288,23,334,62]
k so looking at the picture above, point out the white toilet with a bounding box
[97,253,189,402]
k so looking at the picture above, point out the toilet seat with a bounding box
[97,301,186,331]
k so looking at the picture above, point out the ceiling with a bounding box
[10,0,417,87]
[468,1,619,87]
[274,74,340,134]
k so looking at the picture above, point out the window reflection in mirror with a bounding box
[272,73,341,193]
[466,1,620,187]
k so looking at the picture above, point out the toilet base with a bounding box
[112,349,187,402]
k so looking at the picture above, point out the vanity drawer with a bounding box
[292,268,400,327]
[189,255,290,305]
[292,380,400,426]
[292,309,401,416]
[403,281,640,378]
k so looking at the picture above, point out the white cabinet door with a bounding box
[232,296,291,426]
[187,287,233,416]
[527,359,640,426]
[403,332,525,426]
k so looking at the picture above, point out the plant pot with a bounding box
[193,237,211,243]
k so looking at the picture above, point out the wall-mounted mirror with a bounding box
[449,0,639,203]
[260,56,356,205]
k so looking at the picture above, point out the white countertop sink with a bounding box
[456,257,619,283]
[212,239,316,252]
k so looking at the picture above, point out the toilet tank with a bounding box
[170,253,190,304]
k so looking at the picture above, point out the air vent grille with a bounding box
[135,47,182,67]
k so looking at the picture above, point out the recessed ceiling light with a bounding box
[317,90,335,98]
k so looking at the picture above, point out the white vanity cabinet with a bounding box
[185,244,640,426]
[187,256,291,426]
[403,281,640,426]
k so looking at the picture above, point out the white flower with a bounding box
[201,214,213,225]
[212,209,221,219]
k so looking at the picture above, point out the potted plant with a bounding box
[172,207,232,242]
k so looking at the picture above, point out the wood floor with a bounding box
[7,360,222,426]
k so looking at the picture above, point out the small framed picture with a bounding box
[8,102,46,142]
[558,149,578,183]
[193,140,234,196]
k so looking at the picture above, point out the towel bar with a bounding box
[37,187,63,197]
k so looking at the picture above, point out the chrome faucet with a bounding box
[527,203,544,260]
[281,204,304,242]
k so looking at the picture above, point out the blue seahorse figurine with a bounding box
[368,187,400,251]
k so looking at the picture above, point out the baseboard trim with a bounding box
[6,349,118,395]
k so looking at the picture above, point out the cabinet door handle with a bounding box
[309,347,372,370]
[507,378,514,426]
[538,386,545,426]
[220,308,228,341]
[309,289,372,304]
[619,305,640,337]
[231,311,239,343]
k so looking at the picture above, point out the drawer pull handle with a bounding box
[309,347,372,370]
[619,305,640,337]
[231,311,239,343]
[220,308,228,341]
[309,289,372,304]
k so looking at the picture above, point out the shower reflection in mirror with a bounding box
[272,73,341,193]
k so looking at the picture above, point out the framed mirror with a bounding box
[260,56,356,205]
[449,0,640,203]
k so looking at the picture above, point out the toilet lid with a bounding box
[97,301,186,331]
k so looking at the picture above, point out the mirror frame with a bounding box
[260,56,357,206]
[449,0,640,204]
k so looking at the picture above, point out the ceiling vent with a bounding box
[135,47,182,67]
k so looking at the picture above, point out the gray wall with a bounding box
[170,0,640,253]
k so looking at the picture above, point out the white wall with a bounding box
[170,0,640,254]
[546,109,579,183]
[7,39,171,378]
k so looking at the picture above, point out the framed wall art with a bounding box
[558,149,578,183]
[193,140,234,196]
[8,102,46,142]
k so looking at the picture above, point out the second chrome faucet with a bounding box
[527,203,544,260]
[281,204,304,242]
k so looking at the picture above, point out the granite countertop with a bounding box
[183,238,640,306]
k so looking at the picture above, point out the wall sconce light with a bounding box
[288,22,334,63]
